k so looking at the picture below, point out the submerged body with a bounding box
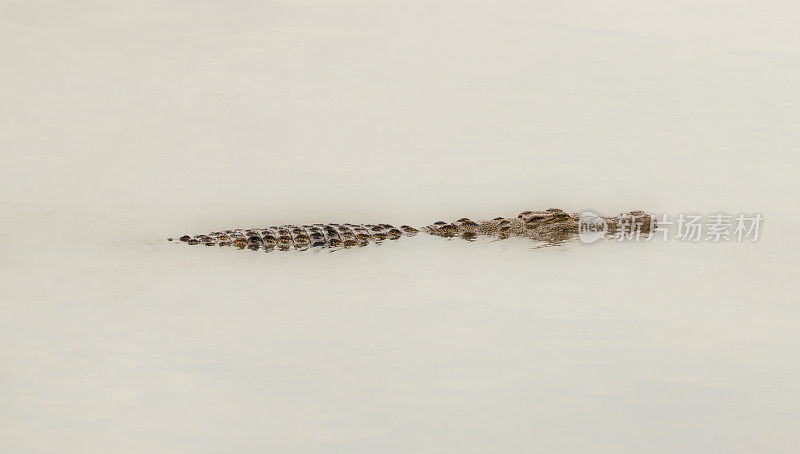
[171,209,655,251]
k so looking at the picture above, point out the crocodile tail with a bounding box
[172,222,420,251]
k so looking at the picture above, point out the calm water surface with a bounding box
[2,0,798,452]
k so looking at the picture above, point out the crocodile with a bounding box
[170,209,655,251]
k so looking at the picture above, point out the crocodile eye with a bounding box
[525,213,552,223]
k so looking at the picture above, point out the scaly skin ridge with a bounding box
[170,209,655,251]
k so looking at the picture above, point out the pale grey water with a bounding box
[1,1,799,453]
